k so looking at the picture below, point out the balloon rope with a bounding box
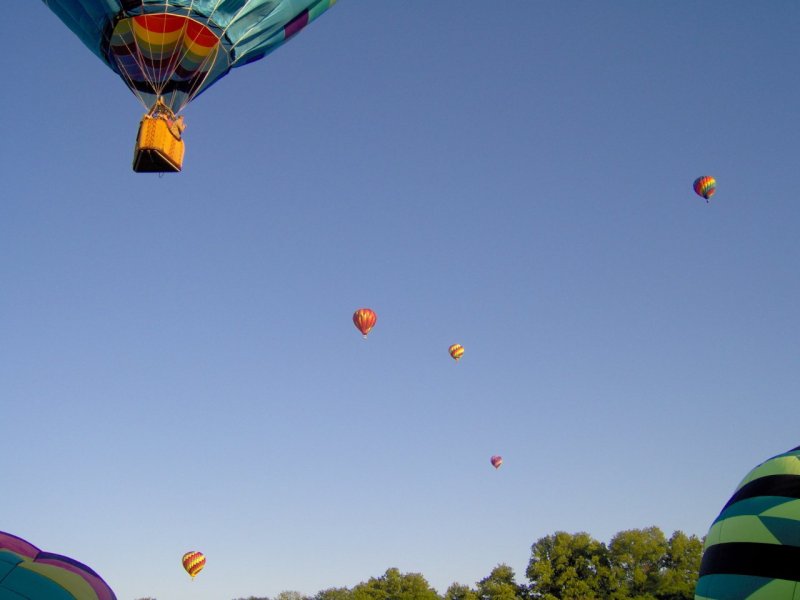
[174,0,245,112]
[112,33,150,110]
[175,46,222,113]
[161,0,200,113]
[149,2,171,100]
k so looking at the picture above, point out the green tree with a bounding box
[314,588,354,600]
[351,568,441,600]
[608,527,668,599]
[526,531,614,600]
[276,592,308,600]
[476,565,525,600]
[654,531,703,600]
[445,583,479,600]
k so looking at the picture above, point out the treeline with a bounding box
[229,526,703,600]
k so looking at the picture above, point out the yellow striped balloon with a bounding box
[182,551,206,579]
[448,344,465,361]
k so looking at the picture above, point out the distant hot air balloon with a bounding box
[695,445,800,599]
[693,176,717,202]
[41,0,337,172]
[490,455,503,469]
[353,308,377,338]
[0,531,117,599]
[449,344,465,361]
[182,551,206,580]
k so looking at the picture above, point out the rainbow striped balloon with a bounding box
[693,176,717,201]
[182,551,206,579]
[449,344,465,361]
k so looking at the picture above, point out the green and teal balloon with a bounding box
[41,0,337,112]
[695,445,800,599]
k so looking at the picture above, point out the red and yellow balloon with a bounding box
[448,344,465,361]
[182,551,206,579]
[353,308,377,338]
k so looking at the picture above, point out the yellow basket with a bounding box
[133,115,185,173]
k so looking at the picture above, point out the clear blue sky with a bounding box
[3,2,800,599]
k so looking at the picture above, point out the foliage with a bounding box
[526,531,614,599]
[476,565,526,600]
[230,527,702,600]
[314,588,355,600]
[654,531,704,600]
[526,527,702,600]
[445,583,479,600]
[351,568,441,600]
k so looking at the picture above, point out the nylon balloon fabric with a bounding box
[41,0,337,111]
[182,550,206,579]
[695,445,800,599]
[448,344,465,361]
[0,531,117,600]
[693,176,717,201]
[353,308,377,338]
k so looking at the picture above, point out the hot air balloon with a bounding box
[695,445,800,599]
[449,344,465,361]
[693,176,717,202]
[490,455,503,469]
[353,308,377,339]
[0,530,117,600]
[41,0,337,172]
[182,551,206,579]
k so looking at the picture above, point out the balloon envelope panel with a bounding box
[0,531,117,600]
[695,446,800,599]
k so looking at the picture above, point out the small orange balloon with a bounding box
[448,344,465,361]
[182,551,206,579]
[353,308,377,338]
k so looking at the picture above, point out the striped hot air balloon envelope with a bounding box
[41,0,338,115]
[693,176,717,202]
[695,445,800,599]
[0,531,116,600]
[353,308,377,339]
[449,344,465,361]
[182,551,206,579]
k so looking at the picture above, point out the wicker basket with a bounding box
[132,115,185,173]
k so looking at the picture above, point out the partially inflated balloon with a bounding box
[693,176,717,201]
[490,455,503,469]
[182,551,206,579]
[695,445,800,599]
[353,308,377,338]
[449,344,465,361]
[0,531,117,599]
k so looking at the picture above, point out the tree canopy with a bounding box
[225,527,701,600]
